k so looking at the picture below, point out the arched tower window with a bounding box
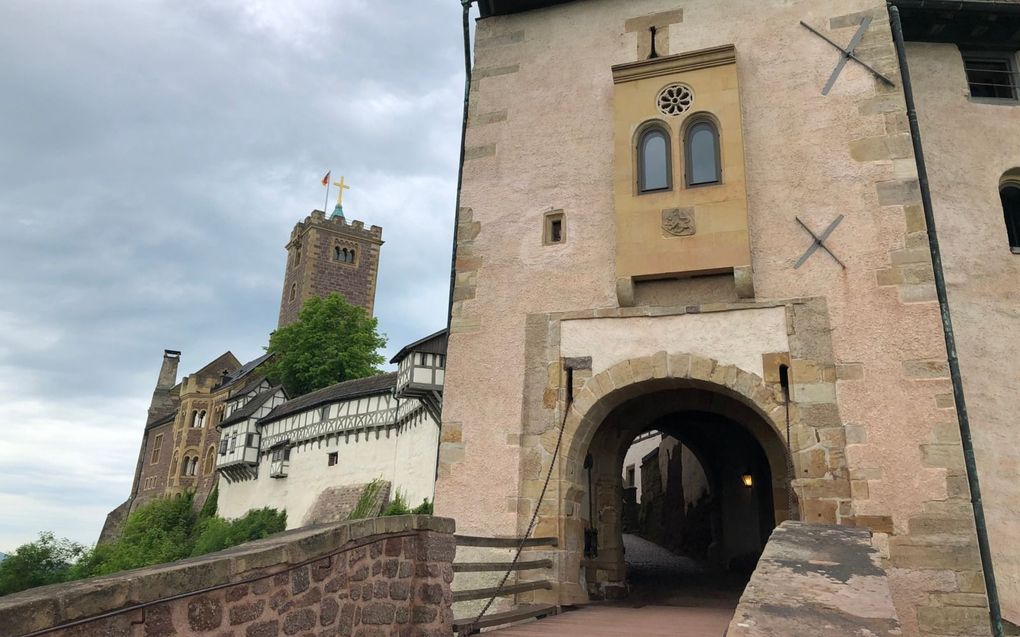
[1001,181,1020,253]
[170,452,179,477]
[204,446,216,474]
[685,118,721,186]
[334,246,342,261]
[289,284,296,302]
[348,249,356,263]
[637,125,671,193]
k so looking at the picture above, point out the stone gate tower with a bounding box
[277,206,383,328]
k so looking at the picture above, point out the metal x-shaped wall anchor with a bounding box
[800,16,896,95]
[795,215,846,269]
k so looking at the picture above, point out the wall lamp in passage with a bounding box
[741,473,754,488]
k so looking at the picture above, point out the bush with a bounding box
[381,491,410,517]
[411,499,433,515]
[0,532,86,596]
[348,479,385,520]
[191,508,286,557]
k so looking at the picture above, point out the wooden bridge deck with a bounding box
[482,604,735,636]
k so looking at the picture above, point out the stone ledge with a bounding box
[0,515,454,636]
[727,521,901,636]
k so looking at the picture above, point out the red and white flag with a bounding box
[321,171,331,186]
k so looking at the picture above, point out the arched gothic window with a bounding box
[685,119,721,186]
[334,246,342,261]
[1001,181,1020,253]
[348,249,356,263]
[170,452,179,477]
[637,126,671,193]
[204,446,216,474]
[289,284,296,302]
[194,410,206,428]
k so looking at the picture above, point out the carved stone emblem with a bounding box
[662,207,695,236]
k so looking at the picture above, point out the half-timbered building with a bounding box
[216,330,447,528]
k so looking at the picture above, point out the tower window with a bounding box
[963,51,1018,101]
[685,118,721,186]
[328,452,338,466]
[334,246,342,261]
[1001,181,1020,253]
[289,284,296,302]
[348,249,356,263]
[150,434,163,464]
[543,211,565,245]
[293,247,301,267]
[637,126,671,193]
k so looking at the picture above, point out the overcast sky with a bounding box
[0,0,472,551]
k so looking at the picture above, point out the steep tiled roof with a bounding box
[259,373,397,425]
[219,353,273,390]
[219,386,285,428]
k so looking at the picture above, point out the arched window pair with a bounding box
[191,410,206,428]
[181,456,198,476]
[334,246,356,263]
[637,118,721,193]
[1001,178,1020,253]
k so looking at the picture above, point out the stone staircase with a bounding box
[451,534,560,635]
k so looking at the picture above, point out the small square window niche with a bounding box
[544,211,566,245]
[328,452,339,466]
[963,51,1018,102]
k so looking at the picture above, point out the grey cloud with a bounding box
[0,0,468,548]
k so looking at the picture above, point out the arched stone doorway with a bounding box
[518,352,850,606]
[581,385,790,600]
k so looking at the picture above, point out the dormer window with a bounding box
[637,125,671,193]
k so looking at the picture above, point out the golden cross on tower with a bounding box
[333,176,351,207]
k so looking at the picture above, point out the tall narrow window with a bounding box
[1001,182,1020,253]
[150,434,163,464]
[289,284,296,302]
[348,249,356,263]
[637,126,671,193]
[963,52,1018,101]
[334,246,342,261]
[685,119,721,186]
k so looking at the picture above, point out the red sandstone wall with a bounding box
[0,517,455,637]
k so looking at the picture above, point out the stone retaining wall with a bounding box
[0,515,455,637]
[727,521,902,636]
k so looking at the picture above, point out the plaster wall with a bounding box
[438,0,991,633]
[622,433,661,503]
[217,418,438,527]
[907,41,1020,624]
[560,307,788,377]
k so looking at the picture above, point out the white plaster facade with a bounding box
[216,331,446,529]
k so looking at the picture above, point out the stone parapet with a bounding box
[0,515,455,637]
[727,521,901,637]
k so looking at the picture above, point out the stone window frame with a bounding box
[328,451,339,467]
[333,239,360,267]
[150,433,163,464]
[203,445,217,474]
[962,50,1019,104]
[682,112,722,188]
[635,120,674,194]
[289,283,297,302]
[292,242,302,268]
[543,210,566,245]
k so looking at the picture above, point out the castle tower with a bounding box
[277,208,383,328]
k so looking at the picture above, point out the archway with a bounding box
[577,382,791,602]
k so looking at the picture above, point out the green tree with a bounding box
[0,532,86,596]
[264,293,386,396]
[191,508,287,557]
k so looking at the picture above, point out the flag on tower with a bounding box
[321,171,331,186]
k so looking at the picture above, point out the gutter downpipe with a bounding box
[433,0,475,503]
[888,6,1004,637]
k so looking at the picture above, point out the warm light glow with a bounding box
[741,473,754,488]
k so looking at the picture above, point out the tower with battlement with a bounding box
[277,209,383,328]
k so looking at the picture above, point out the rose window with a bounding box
[656,83,693,116]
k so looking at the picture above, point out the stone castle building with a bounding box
[434,1,1020,635]
[102,205,386,541]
